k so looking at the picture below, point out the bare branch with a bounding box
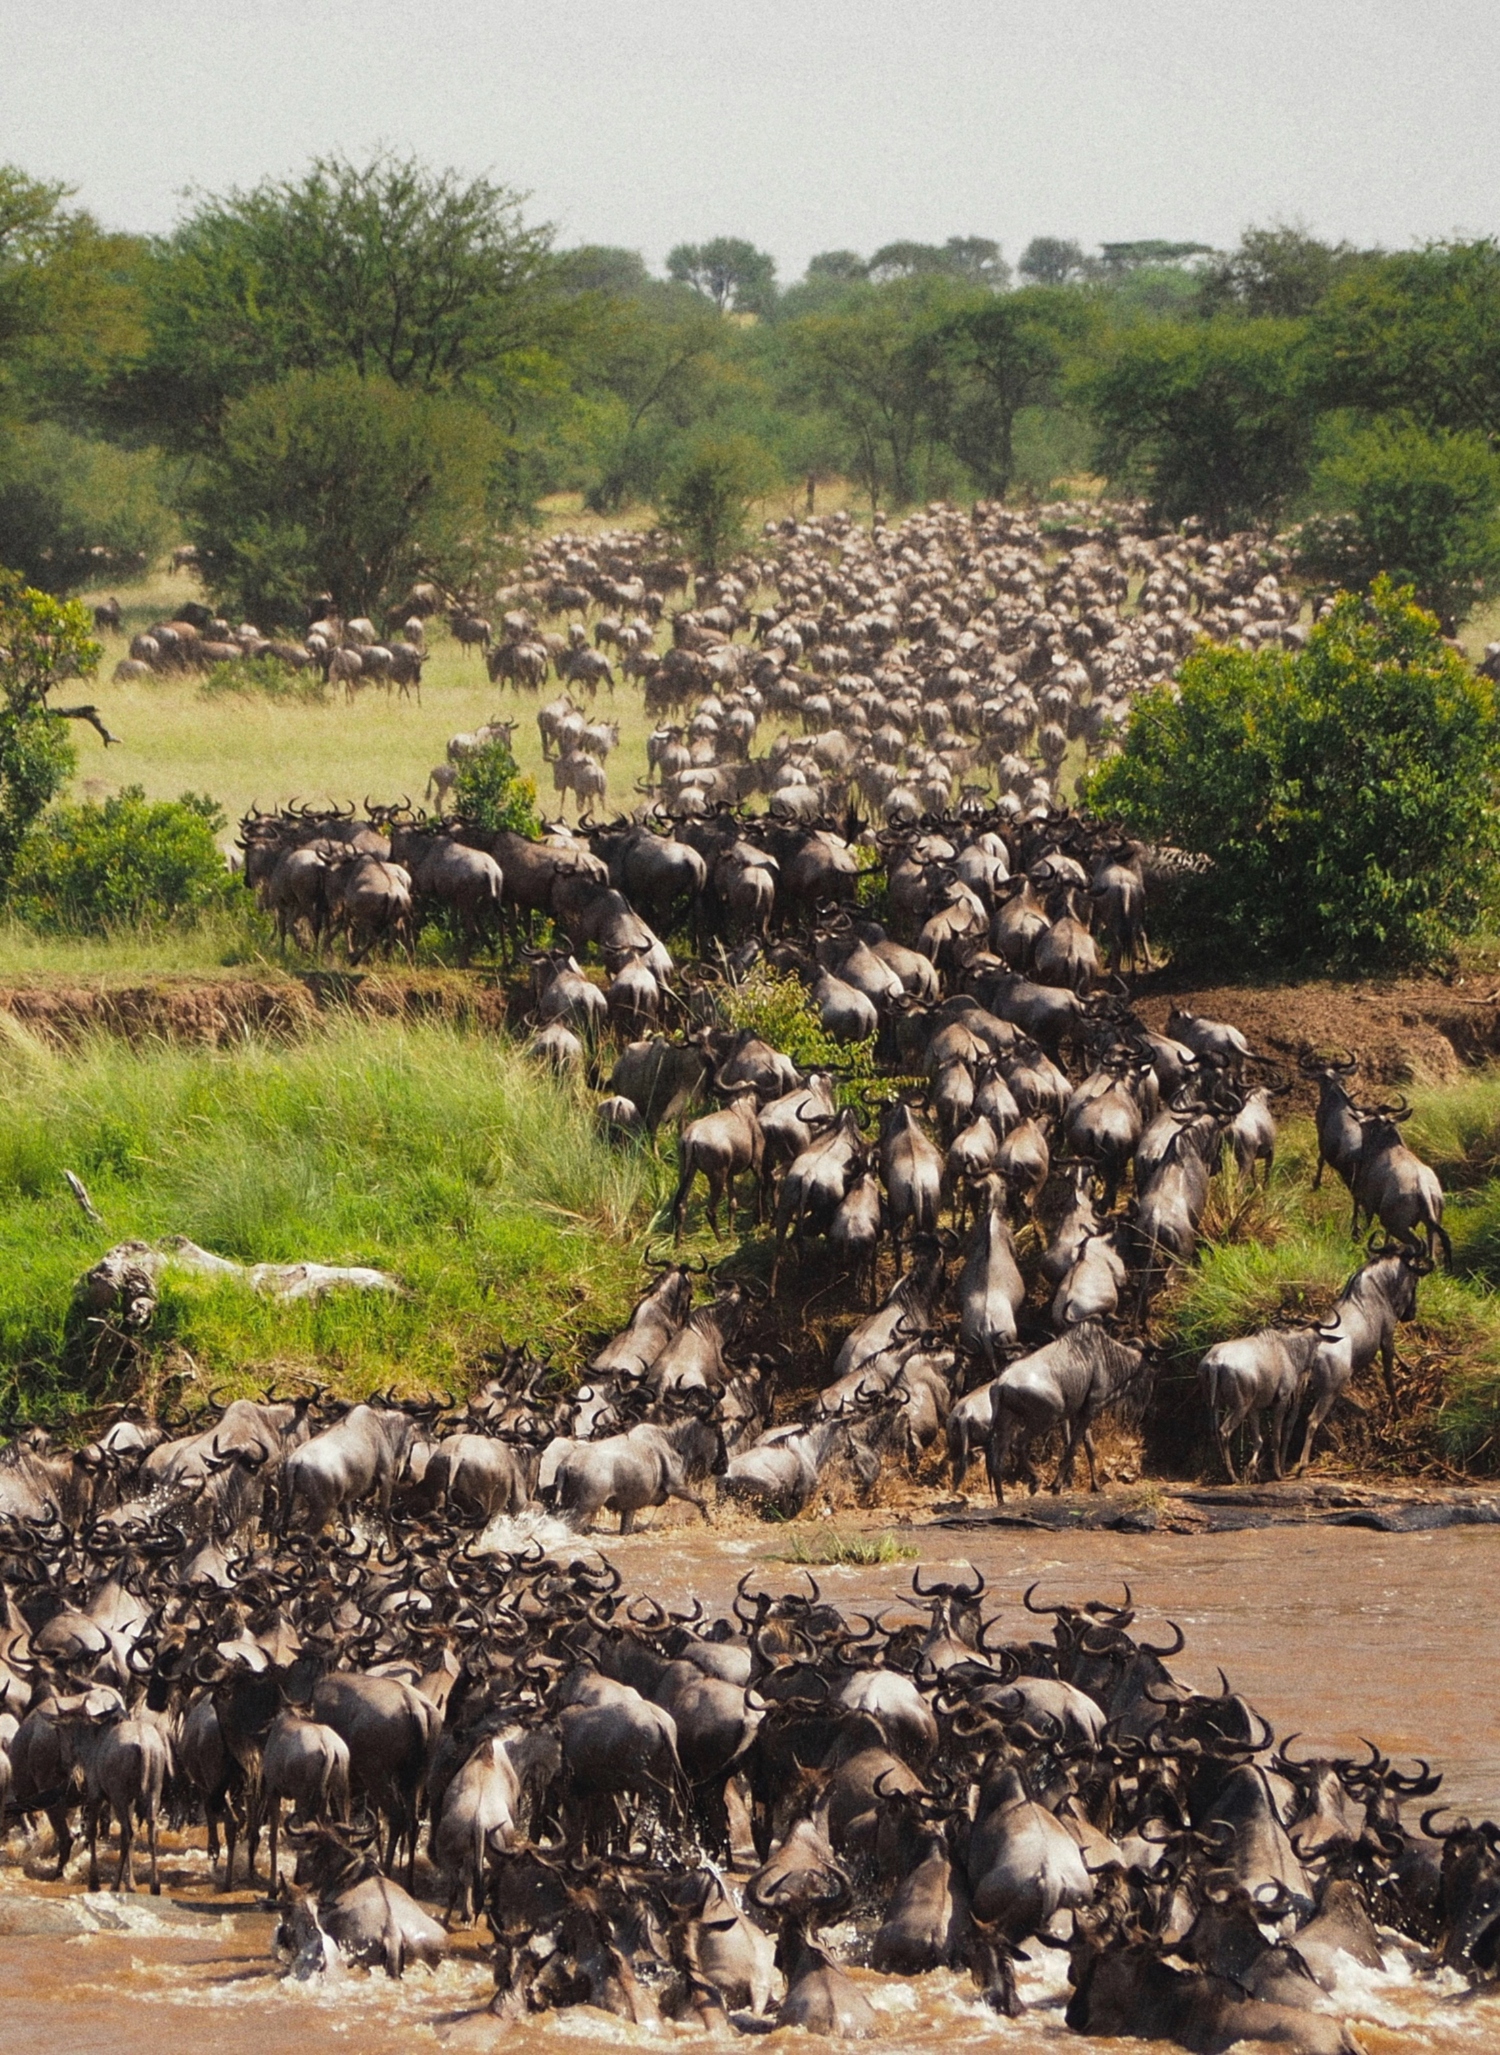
[52,704,121,746]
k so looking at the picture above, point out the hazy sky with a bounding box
[6,0,1496,273]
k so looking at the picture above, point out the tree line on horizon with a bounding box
[1,152,1499,632]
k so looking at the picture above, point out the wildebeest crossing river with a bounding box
[0,1518,1496,2055]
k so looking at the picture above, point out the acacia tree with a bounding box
[935,287,1096,495]
[1084,316,1316,532]
[665,239,778,317]
[788,281,958,506]
[188,368,511,624]
[1310,240,1500,443]
[127,153,558,451]
[1086,579,1500,970]
[0,571,111,892]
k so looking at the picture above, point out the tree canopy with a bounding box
[1086,579,1500,970]
[187,368,513,625]
[126,153,558,450]
[665,238,778,316]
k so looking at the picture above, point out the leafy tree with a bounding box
[1293,421,1500,631]
[125,152,557,450]
[665,238,778,316]
[451,735,540,837]
[868,238,1009,290]
[1198,224,1365,320]
[936,287,1096,494]
[0,571,111,895]
[1084,578,1500,970]
[9,786,231,933]
[0,167,147,419]
[553,245,653,296]
[0,423,168,593]
[1018,237,1087,287]
[806,251,868,283]
[1310,240,1500,443]
[187,367,512,625]
[656,433,777,571]
[788,280,959,506]
[1084,317,1315,532]
[571,291,722,509]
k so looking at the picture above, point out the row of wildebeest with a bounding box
[0,1467,1490,2049]
[234,784,1448,1491]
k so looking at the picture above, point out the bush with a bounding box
[656,433,777,571]
[721,967,876,1096]
[0,425,169,596]
[451,736,540,838]
[1293,421,1500,631]
[9,786,233,934]
[197,652,329,705]
[1084,578,1500,971]
[187,366,514,627]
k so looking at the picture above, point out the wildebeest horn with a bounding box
[1138,1620,1185,1658]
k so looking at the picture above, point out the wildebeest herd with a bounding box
[0,1444,1492,2052]
[32,501,1479,2043]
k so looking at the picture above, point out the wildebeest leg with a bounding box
[668,1482,713,1524]
[1243,1409,1263,1482]
[1312,1153,1325,1190]
[1079,1414,1101,1493]
[47,1803,73,1879]
[706,1170,725,1238]
[619,1506,636,1535]
[1215,1408,1240,1484]
[1382,1336,1398,1406]
[1293,1395,1332,1474]
[86,1797,102,1892]
[117,1803,135,1892]
[267,1792,279,1887]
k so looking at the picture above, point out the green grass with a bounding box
[1166,1087,1500,1470]
[0,1016,677,1418]
[65,561,663,843]
[771,1528,918,1565]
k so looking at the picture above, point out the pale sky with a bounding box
[6,0,1496,274]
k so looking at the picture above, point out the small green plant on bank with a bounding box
[721,966,877,1099]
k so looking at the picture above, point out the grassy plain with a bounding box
[0,1015,680,1418]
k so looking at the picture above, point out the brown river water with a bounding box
[2,1517,1496,2055]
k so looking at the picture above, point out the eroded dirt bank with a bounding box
[3,965,1499,1076]
[0,969,510,1044]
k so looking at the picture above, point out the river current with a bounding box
[1,1519,1495,2054]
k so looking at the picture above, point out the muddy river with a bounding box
[2,1518,1495,2054]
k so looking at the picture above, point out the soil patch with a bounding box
[1133,971,1500,1102]
[0,970,510,1046]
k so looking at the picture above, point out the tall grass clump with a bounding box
[0,1018,673,1415]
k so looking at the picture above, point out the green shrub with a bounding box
[451,735,540,837]
[1084,578,1500,971]
[721,967,876,1095]
[656,434,778,571]
[0,425,169,596]
[9,785,233,934]
[1293,421,1500,631]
